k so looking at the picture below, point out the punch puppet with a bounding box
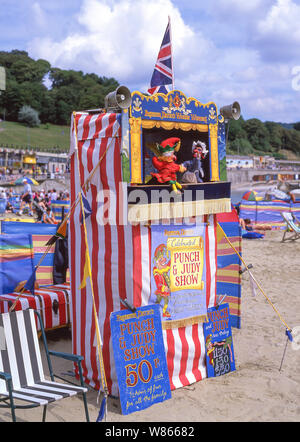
[151,137,186,193]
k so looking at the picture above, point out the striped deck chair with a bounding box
[281,211,300,242]
[0,309,89,422]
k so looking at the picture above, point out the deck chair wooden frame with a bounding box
[0,309,89,422]
[281,211,300,242]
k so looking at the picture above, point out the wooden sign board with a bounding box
[110,304,171,415]
[203,303,236,377]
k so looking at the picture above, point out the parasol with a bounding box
[241,190,263,201]
[14,176,39,186]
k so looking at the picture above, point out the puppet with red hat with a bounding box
[151,137,186,192]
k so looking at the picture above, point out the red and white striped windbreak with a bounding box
[69,112,217,395]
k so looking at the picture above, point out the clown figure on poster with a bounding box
[150,223,208,322]
[152,244,171,318]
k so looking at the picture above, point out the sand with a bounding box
[0,229,299,423]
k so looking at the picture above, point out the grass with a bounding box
[0,120,70,152]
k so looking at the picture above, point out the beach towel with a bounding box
[242,231,264,239]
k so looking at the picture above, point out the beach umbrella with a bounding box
[14,176,39,186]
[242,190,260,201]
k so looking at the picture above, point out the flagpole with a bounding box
[168,15,175,90]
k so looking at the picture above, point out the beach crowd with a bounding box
[0,180,69,224]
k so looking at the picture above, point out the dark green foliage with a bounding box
[0,50,119,125]
[227,114,300,158]
[293,122,300,131]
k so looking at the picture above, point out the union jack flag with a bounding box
[148,17,174,95]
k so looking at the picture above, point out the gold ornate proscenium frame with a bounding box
[129,90,220,184]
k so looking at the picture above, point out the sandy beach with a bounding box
[0,229,299,423]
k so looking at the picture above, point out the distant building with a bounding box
[226,155,254,169]
[0,147,68,174]
[36,152,68,173]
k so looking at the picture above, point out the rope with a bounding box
[217,222,291,331]
[8,241,55,312]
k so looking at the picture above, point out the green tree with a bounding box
[18,105,40,127]
[265,121,285,152]
[228,116,247,142]
[242,118,271,152]
[293,122,300,131]
[228,137,253,155]
[284,129,300,155]
[0,50,120,125]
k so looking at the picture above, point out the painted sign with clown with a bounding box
[150,223,208,323]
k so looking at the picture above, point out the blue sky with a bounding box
[1,0,300,123]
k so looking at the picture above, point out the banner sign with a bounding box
[131,90,218,126]
[203,303,236,377]
[110,304,171,415]
[150,223,207,322]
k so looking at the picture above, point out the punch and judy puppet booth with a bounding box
[69,89,240,395]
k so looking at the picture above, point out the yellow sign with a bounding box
[167,236,204,292]
[23,156,36,164]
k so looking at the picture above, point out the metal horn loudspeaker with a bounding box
[104,85,132,111]
[220,101,241,120]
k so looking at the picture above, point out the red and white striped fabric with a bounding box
[34,287,69,331]
[0,285,70,332]
[0,294,42,333]
[69,112,217,395]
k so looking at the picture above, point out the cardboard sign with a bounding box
[203,303,236,377]
[110,304,171,415]
[150,223,207,322]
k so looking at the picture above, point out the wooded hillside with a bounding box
[0,50,118,125]
[1,50,300,158]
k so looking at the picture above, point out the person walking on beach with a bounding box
[18,178,33,216]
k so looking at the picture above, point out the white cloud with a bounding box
[31,2,47,28]
[253,0,300,61]
[258,0,300,35]
[26,0,300,122]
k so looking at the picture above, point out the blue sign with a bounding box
[150,223,208,322]
[131,90,218,126]
[110,304,171,415]
[203,303,236,377]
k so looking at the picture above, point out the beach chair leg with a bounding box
[5,377,17,422]
[77,360,90,422]
[42,405,47,422]
[9,390,17,422]
[82,391,90,422]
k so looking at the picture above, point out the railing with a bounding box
[0,143,68,154]
[0,172,70,185]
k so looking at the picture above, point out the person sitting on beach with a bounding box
[63,191,70,201]
[32,200,45,222]
[240,218,271,232]
[5,200,14,213]
[42,206,57,224]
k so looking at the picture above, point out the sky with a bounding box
[1,0,300,123]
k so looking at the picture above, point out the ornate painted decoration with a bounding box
[128,90,220,183]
